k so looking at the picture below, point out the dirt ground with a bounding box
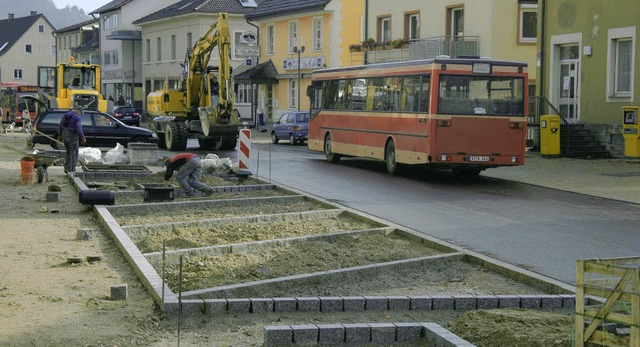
[0,132,576,346]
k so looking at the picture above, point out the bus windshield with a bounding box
[438,75,525,116]
[63,66,97,89]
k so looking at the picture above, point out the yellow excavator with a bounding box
[147,13,239,151]
[37,58,113,113]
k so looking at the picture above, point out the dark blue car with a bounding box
[271,111,309,145]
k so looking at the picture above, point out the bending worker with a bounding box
[164,153,214,197]
[58,105,86,175]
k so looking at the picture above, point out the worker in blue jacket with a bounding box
[58,105,86,175]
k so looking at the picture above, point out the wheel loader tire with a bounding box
[220,136,237,150]
[165,122,188,151]
[198,137,216,150]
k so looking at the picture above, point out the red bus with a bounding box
[0,82,39,124]
[307,56,528,179]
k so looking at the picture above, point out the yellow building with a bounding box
[244,0,364,122]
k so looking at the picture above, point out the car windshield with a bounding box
[116,107,135,113]
[296,113,309,122]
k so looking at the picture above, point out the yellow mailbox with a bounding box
[622,106,640,158]
[540,115,560,156]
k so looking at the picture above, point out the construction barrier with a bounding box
[238,129,251,169]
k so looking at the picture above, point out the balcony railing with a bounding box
[349,35,480,65]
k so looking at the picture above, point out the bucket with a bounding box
[79,190,115,205]
[20,156,35,185]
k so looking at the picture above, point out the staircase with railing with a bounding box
[529,96,609,158]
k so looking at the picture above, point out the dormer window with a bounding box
[239,0,258,7]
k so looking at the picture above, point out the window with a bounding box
[103,51,118,66]
[448,7,464,37]
[63,37,66,49]
[378,16,391,43]
[405,12,420,40]
[75,35,78,47]
[187,32,193,50]
[50,45,56,55]
[238,0,258,7]
[157,37,161,61]
[171,35,176,60]
[607,27,636,101]
[14,69,23,79]
[289,20,298,52]
[38,25,44,33]
[312,17,323,51]
[58,37,62,50]
[25,44,32,53]
[236,84,253,103]
[103,13,118,30]
[519,3,538,44]
[233,31,243,60]
[145,39,150,62]
[289,79,297,108]
[266,24,275,55]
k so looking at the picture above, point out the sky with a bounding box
[51,0,112,13]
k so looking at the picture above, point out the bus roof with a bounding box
[312,56,528,76]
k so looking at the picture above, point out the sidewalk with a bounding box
[3,128,640,205]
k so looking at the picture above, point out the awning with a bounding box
[233,60,278,84]
[106,30,142,41]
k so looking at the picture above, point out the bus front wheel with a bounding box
[324,133,341,163]
[385,140,399,175]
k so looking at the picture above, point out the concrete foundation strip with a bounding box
[79,173,578,316]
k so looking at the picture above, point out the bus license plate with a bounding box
[468,156,490,162]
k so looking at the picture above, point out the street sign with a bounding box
[235,45,260,57]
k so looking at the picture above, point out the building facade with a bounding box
[246,0,364,122]
[538,0,638,156]
[0,12,56,85]
[134,0,264,117]
[54,18,100,66]
[364,0,538,91]
[90,0,177,108]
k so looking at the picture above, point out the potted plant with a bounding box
[348,43,362,52]
[391,38,410,49]
[361,38,377,51]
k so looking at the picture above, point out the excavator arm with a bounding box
[185,13,233,115]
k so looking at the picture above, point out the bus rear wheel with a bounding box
[385,140,399,175]
[324,133,341,163]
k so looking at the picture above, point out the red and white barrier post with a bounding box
[238,129,251,170]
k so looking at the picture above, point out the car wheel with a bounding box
[289,134,295,145]
[52,140,64,150]
[324,133,341,163]
[271,132,279,144]
[131,136,147,144]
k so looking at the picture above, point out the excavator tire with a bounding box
[219,136,237,150]
[165,122,188,151]
[198,137,216,150]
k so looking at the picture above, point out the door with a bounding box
[557,45,580,124]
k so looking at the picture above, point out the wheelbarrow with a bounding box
[33,154,58,183]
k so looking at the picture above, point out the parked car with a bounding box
[28,108,158,150]
[113,106,141,126]
[271,111,309,145]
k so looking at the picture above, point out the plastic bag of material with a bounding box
[201,153,233,175]
[104,143,128,164]
[79,147,102,164]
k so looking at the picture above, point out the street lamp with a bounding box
[293,45,305,111]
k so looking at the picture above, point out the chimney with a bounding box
[31,11,37,16]
[8,13,14,19]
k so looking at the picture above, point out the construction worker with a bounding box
[164,153,214,197]
[58,105,86,176]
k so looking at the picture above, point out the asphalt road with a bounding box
[234,142,640,286]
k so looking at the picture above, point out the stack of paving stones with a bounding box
[264,322,473,346]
